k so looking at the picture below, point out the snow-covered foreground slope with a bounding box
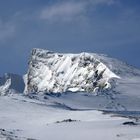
[0,94,140,140]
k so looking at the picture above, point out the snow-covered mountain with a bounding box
[0,73,25,95]
[0,48,140,140]
[25,48,120,94]
[0,48,140,111]
[21,48,140,111]
[0,48,140,110]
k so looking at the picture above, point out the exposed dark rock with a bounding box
[122,121,137,126]
[56,119,80,123]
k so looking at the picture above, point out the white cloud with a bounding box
[40,0,116,22]
[40,2,86,22]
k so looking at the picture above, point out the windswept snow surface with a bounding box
[0,94,140,140]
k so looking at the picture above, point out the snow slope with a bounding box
[0,94,140,140]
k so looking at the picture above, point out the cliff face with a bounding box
[25,48,119,94]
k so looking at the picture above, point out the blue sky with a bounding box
[0,0,140,75]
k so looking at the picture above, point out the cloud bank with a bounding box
[40,0,116,22]
[0,0,140,75]
[40,2,85,22]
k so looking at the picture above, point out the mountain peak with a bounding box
[25,48,120,94]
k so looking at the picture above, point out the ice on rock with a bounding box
[25,48,120,94]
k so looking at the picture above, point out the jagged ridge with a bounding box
[0,73,25,95]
